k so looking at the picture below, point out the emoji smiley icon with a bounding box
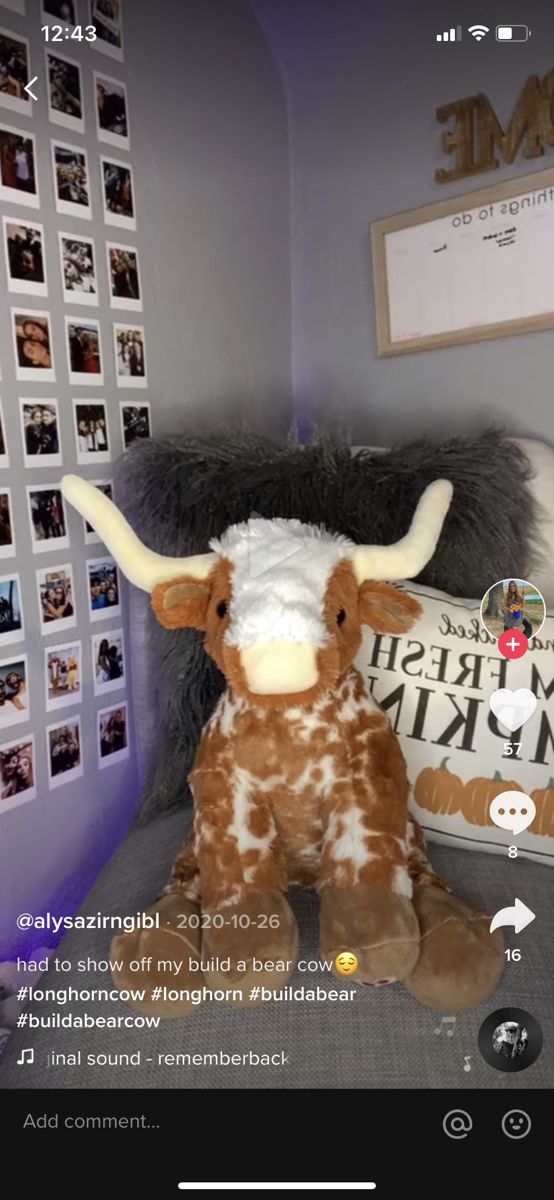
[335,951,359,977]
[501,1109,532,1139]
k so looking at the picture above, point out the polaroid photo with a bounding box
[87,555,121,622]
[0,573,24,648]
[20,399,61,468]
[27,483,69,555]
[101,155,135,229]
[59,232,98,306]
[46,48,84,135]
[11,308,55,382]
[0,122,38,207]
[92,626,125,696]
[73,399,110,465]
[114,322,147,387]
[98,701,129,769]
[106,242,141,311]
[0,733,36,812]
[0,26,31,117]
[95,71,129,150]
[0,489,15,559]
[45,639,82,712]
[0,401,9,468]
[65,316,103,385]
[46,715,83,789]
[83,479,113,543]
[90,0,123,62]
[120,402,151,451]
[0,651,29,730]
[51,138,91,220]
[3,217,47,296]
[41,2,78,30]
[36,562,76,634]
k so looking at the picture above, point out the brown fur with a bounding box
[154,550,436,916]
[359,582,422,633]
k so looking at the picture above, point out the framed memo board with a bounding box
[371,167,554,356]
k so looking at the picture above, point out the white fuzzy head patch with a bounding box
[210,518,355,647]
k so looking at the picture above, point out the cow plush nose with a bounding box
[241,642,318,694]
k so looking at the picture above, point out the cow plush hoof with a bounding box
[110,893,205,1019]
[403,885,504,1011]
[320,885,420,984]
[201,891,298,1005]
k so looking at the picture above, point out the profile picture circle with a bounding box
[480,578,546,642]
[478,1007,542,1073]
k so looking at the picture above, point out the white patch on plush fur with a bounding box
[216,689,246,738]
[230,766,275,858]
[327,806,372,873]
[393,865,413,898]
[211,517,355,648]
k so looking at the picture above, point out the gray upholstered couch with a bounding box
[1,438,553,1090]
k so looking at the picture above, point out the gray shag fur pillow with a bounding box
[113,429,537,824]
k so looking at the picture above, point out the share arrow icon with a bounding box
[490,898,536,934]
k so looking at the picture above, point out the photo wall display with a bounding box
[73,399,110,463]
[45,639,82,712]
[0,401,10,467]
[46,48,84,135]
[0,486,15,558]
[0,650,29,730]
[90,0,124,63]
[59,232,98,304]
[51,139,91,219]
[20,400,61,466]
[41,3,78,31]
[0,573,24,648]
[46,715,83,789]
[0,0,143,813]
[0,123,38,207]
[0,25,32,119]
[3,216,48,296]
[83,480,113,542]
[92,626,125,695]
[95,72,129,150]
[27,483,69,554]
[0,732,36,812]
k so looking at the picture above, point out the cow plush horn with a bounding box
[61,474,215,590]
[350,478,453,582]
[61,473,452,590]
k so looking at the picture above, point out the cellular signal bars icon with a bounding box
[436,26,462,42]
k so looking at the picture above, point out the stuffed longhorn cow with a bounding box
[62,475,504,1016]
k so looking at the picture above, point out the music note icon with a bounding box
[17,1047,34,1066]
[434,1015,456,1037]
[463,1055,472,1072]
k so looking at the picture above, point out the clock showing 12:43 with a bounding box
[42,25,97,42]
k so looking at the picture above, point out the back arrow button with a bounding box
[24,76,38,102]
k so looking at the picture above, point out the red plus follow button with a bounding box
[498,630,529,660]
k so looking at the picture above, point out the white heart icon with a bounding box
[489,688,537,732]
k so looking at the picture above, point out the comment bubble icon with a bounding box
[489,791,536,836]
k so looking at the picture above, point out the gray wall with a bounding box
[0,0,291,958]
[253,0,554,444]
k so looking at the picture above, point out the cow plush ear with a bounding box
[359,581,422,634]
[151,576,212,630]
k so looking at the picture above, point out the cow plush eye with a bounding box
[337,609,346,625]
[216,600,228,619]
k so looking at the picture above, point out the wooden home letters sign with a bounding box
[436,68,554,183]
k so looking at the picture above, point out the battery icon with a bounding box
[496,25,531,41]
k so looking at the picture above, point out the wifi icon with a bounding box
[468,24,490,41]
